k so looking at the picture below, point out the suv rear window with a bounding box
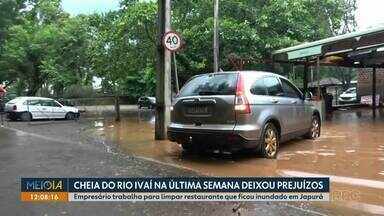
[178,73,238,97]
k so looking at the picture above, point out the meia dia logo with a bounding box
[26,179,63,191]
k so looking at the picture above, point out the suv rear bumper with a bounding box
[167,124,261,152]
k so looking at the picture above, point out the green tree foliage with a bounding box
[89,2,157,98]
[0,0,92,96]
[0,0,26,84]
[87,2,157,120]
[172,0,356,83]
[41,15,93,96]
[0,0,25,45]
[0,0,356,98]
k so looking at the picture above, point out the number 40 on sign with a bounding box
[163,31,182,52]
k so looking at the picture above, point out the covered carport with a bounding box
[272,26,384,118]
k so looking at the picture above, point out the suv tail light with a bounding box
[235,73,251,114]
[13,105,17,111]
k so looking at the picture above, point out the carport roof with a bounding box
[272,26,384,68]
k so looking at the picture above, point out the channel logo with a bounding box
[21,178,67,192]
[25,180,63,191]
[21,178,69,202]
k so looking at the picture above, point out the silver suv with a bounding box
[167,71,321,159]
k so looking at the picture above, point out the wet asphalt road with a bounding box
[0,118,319,216]
[92,107,384,215]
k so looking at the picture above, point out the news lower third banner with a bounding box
[21,177,330,202]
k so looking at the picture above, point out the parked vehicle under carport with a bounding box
[338,87,357,104]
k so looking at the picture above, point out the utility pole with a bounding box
[155,0,172,140]
[213,0,219,72]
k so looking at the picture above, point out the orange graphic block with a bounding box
[21,192,68,202]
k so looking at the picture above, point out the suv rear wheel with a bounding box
[260,122,279,159]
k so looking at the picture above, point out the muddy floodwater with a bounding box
[93,108,384,215]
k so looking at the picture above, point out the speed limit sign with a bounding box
[163,31,182,52]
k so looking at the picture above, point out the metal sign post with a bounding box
[173,52,180,94]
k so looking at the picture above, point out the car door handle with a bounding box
[271,99,279,104]
[291,100,297,104]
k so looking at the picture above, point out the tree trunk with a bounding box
[114,95,120,122]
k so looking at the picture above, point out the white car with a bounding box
[5,97,79,121]
[338,87,357,104]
